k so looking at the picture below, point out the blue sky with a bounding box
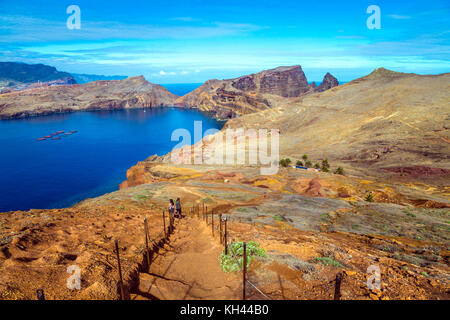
[0,0,449,83]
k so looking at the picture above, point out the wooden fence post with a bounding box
[334,272,343,300]
[36,289,45,300]
[115,240,125,300]
[243,242,247,300]
[224,218,228,255]
[205,206,208,224]
[144,217,150,268]
[219,214,223,244]
[162,211,167,238]
[211,210,214,236]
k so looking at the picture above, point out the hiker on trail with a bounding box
[168,199,176,232]
[168,199,175,218]
[175,197,182,218]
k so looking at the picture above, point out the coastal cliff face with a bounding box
[126,68,450,187]
[175,65,339,119]
[224,68,450,176]
[0,76,178,119]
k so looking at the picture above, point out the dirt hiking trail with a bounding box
[131,216,241,300]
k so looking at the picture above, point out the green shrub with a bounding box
[365,192,374,202]
[273,214,284,221]
[314,163,320,169]
[334,167,345,175]
[302,154,308,161]
[279,158,292,167]
[305,160,312,168]
[313,257,343,268]
[219,241,267,273]
[296,160,303,166]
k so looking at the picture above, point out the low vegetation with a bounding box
[313,257,343,268]
[219,241,267,273]
[279,158,292,167]
[288,154,345,174]
[365,192,374,202]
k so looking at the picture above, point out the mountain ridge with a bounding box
[0,62,74,85]
[175,65,339,119]
[0,75,178,119]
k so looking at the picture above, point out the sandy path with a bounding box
[131,217,241,300]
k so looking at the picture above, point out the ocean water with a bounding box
[161,83,202,96]
[0,108,222,212]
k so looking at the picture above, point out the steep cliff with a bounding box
[0,76,178,119]
[175,66,338,119]
[316,72,339,92]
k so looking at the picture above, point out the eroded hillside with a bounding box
[1,164,448,300]
[183,68,450,179]
[0,76,178,119]
[175,65,339,119]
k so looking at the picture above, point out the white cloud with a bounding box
[0,15,266,43]
[388,14,412,20]
[159,70,176,76]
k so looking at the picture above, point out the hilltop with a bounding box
[176,65,339,119]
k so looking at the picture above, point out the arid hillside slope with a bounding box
[175,65,339,119]
[222,68,450,177]
[2,164,447,300]
[0,76,178,119]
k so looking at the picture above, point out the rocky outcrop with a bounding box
[176,66,338,119]
[0,76,178,119]
[316,72,339,92]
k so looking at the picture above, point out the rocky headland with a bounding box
[0,76,178,119]
[175,65,339,119]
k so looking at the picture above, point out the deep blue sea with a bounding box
[0,106,222,212]
[161,83,202,96]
